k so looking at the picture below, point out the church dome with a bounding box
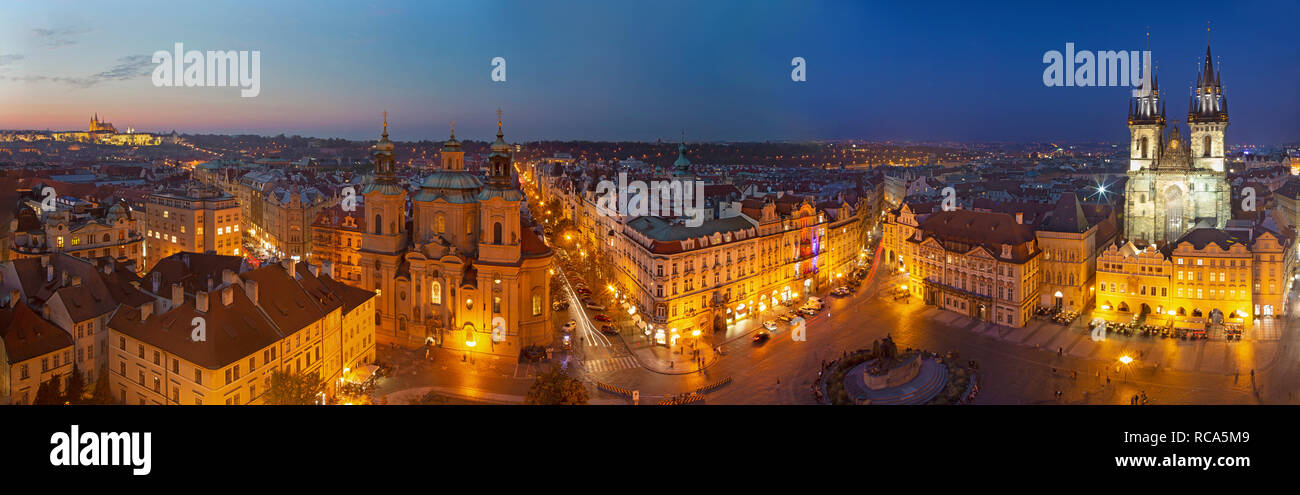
[421,171,483,190]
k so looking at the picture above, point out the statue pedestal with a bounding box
[863,354,921,391]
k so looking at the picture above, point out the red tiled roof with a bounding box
[0,301,72,364]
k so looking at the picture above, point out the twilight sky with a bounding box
[0,0,1296,144]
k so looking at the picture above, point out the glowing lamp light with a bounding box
[1168,310,1177,316]
[691,330,701,337]
[1118,355,1133,365]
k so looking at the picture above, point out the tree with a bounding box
[33,374,64,405]
[90,367,114,404]
[265,370,322,405]
[525,365,588,405]
[63,365,86,405]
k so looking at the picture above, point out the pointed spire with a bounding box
[381,110,389,140]
[496,107,504,139]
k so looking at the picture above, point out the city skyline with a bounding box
[1,0,1297,144]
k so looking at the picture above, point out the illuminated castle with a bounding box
[89,113,118,134]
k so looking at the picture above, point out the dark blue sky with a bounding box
[2,0,1297,143]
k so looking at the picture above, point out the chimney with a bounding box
[322,260,334,279]
[140,301,153,321]
[243,279,259,305]
[72,275,82,287]
[1015,212,1024,224]
[285,258,299,279]
[40,255,49,267]
[42,305,50,320]
[47,265,54,282]
[171,283,184,308]
[309,263,320,277]
[222,268,236,285]
[61,271,69,287]
[196,291,209,312]
[207,277,214,291]
[103,263,112,275]
[151,271,162,293]
[8,289,18,308]
[222,285,234,306]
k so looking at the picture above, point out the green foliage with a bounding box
[33,373,64,405]
[90,367,115,405]
[265,369,322,405]
[525,364,588,405]
[63,365,86,405]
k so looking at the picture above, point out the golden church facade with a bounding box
[353,115,554,356]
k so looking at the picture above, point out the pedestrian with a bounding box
[1106,376,1110,385]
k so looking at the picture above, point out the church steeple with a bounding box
[1189,43,1227,123]
[487,108,512,187]
[372,111,397,183]
[672,131,692,177]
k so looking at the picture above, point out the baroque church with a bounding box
[358,113,554,356]
[1123,45,1231,244]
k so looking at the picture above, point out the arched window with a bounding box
[374,214,382,234]
[493,222,502,244]
[466,214,473,237]
[102,233,110,243]
[431,281,442,305]
[435,214,446,235]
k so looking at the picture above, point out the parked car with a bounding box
[807,296,824,308]
[561,320,577,333]
[593,314,612,322]
[763,320,778,331]
[799,307,818,316]
[776,313,794,323]
[600,324,617,335]
[752,331,771,344]
[552,300,570,311]
[585,302,606,311]
[831,287,851,297]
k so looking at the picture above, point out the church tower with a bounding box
[477,109,522,264]
[1189,44,1228,172]
[1123,42,1231,245]
[1128,67,1164,172]
[359,112,410,337]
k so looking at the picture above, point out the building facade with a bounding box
[352,115,554,355]
[143,186,242,271]
[1123,47,1231,244]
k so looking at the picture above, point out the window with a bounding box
[532,294,542,316]
[194,369,202,385]
[431,281,442,305]
[493,296,502,314]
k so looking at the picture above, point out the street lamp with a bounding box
[1118,355,1133,383]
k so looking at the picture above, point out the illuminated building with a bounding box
[0,295,73,405]
[351,113,554,354]
[9,196,144,270]
[106,253,375,404]
[142,186,242,271]
[1123,46,1231,244]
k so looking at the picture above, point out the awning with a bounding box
[344,364,380,385]
[1092,312,1131,324]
